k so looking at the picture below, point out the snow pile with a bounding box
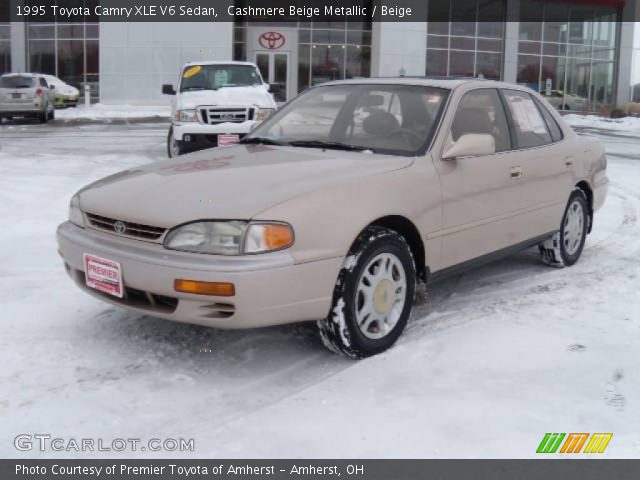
[56,103,171,120]
[565,113,640,132]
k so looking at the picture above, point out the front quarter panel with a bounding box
[251,155,443,271]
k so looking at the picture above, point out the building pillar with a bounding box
[503,0,520,84]
[9,22,25,72]
[616,0,640,105]
[371,22,427,77]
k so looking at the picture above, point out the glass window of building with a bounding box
[426,0,506,80]
[26,1,100,101]
[517,0,619,112]
[233,1,372,96]
[0,3,9,75]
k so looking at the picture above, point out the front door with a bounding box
[254,52,289,103]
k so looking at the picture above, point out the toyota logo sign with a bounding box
[259,32,286,50]
[113,221,127,235]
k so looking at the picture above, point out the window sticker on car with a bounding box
[214,70,229,86]
[507,95,548,134]
[183,66,202,79]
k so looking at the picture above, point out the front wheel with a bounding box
[539,189,589,267]
[167,127,182,158]
[317,226,416,358]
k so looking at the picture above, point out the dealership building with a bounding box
[2,0,640,110]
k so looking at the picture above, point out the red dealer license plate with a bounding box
[83,254,123,298]
[218,134,240,146]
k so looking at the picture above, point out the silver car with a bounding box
[0,73,56,123]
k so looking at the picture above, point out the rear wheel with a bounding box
[539,189,589,267]
[317,226,416,358]
[167,127,182,158]
[38,108,48,123]
[48,106,55,121]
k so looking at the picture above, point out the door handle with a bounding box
[510,166,523,179]
[564,157,574,167]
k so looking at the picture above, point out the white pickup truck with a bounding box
[162,61,277,157]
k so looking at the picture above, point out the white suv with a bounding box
[162,61,277,157]
[0,73,56,123]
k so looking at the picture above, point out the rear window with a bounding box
[0,76,36,89]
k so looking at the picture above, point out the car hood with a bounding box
[78,145,413,228]
[177,86,273,109]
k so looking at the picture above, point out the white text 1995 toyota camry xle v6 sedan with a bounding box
[57,79,608,358]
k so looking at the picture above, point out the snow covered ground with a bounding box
[0,115,638,459]
[55,103,171,121]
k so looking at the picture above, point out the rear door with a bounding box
[500,89,573,236]
[433,88,527,268]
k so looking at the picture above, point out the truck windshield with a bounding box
[0,76,36,89]
[180,65,262,92]
[245,84,449,156]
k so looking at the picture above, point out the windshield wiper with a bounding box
[288,140,368,152]
[240,137,287,146]
[181,86,218,92]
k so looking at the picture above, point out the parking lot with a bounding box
[0,117,639,458]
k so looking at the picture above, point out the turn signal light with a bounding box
[263,224,294,250]
[174,279,235,297]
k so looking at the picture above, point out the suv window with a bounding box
[0,76,35,89]
[450,88,511,152]
[535,98,563,143]
[502,90,552,149]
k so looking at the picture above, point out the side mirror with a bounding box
[268,83,280,93]
[442,133,495,160]
[49,85,55,90]
[162,84,176,95]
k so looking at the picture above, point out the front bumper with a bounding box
[172,120,259,140]
[57,222,341,329]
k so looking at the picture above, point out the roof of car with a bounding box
[321,77,520,90]
[183,61,257,68]
[0,73,42,78]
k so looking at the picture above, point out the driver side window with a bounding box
[449,89,511,153]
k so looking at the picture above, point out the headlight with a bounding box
[68,194,84,227]
[164,221,294,255]
[175,109,198,122]
[255,108,275,122]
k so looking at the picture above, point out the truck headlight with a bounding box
[68,194,84,227]
[164,221,293,255]
[175,109,198,122]
[255,108,275,122]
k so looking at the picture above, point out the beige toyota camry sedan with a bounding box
[57,78,608,358]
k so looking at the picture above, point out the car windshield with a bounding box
[180,64,262,92]
[245,84,449,156]
[0,76,36,89]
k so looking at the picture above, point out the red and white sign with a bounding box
[83,253,123,298]
[259,31,286,50]
[218,134,240,146]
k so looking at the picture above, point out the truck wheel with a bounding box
[167,127,182,158]
[39,109,48,124]
[48,107,55,121]
[539,189,589,267]
[317,226,416,359]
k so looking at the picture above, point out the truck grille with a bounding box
[86,213,167,241]
[200,107,254,124]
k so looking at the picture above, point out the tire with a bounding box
[539,189,589,267]
[317,226,417,358]
[167,127,182,158]
[48,107,55,121]
[39,109,48,124]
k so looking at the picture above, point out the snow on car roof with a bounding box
[183,61,258,67]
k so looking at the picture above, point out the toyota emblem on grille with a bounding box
[259,32,286,50]
[113,221,127,234]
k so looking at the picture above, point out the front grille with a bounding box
[86,213,167,241]
[200,107,252,125]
